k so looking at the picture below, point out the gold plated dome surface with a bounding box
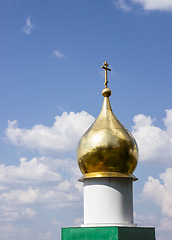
[77,61,139,180]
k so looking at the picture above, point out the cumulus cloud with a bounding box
[112,0,132,12]
[0,223,19,239]
[52,50,66,58]
[38,231,53,240]
[158,217,172,231]
[0,157,62,189]
[157,218,172,232]
[0,154,82,238]
[0,223,58,240]
[0,203,37,222]
[0,205,37,222]
[5,111,95,155]
[134,212,157,227]
[22,16,36,35]
[132,109,172,166]
[22,207,37,219]
[0,156,82,209]
[52,219,61,226]
[142,168,172,218]
[141,169,172,240]
[0,109,86,239]
[112,0,172,12]
[133,0,172,11]
[73,217,84,226]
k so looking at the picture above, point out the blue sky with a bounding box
[1,0,172,239]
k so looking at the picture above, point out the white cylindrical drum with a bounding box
[82,177,136,227]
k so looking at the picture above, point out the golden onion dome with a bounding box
[77,61,139,181]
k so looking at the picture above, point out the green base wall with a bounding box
[61,226,156,240]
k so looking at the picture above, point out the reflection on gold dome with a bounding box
[77,61,139,181]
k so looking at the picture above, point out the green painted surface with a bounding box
[61,227,118,240]
[61,226,156,240]
[118,227,156,240]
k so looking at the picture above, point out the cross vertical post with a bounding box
[101,61,111,88]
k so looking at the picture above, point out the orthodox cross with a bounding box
[101,61,111,88]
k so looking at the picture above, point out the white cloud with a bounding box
[57,105,65,111]
[52,50,65,58]
[0,156,82,210]
[132,0,172,11]
[0,205,37,222]
[19,207,37,220]
[158,217,172,231]
[52,219,61,226]
[140,169,172,239]
[142,168,172,218]
[0,223,18,239]
[134,212,157,227]
[38,231,53,240]
[112,0,132,12]
[73,217,84,226]
[132,109,172,166]
[0,187,39,204]
[0,154,82,238]
[0,157,62,189]
[0,222,39,240]
[56,179,72,192]
[5,111,95,155]
[22,16,35,35]
[0,223,58,240]
[113,0,172,12]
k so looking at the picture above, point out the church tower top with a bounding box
[77,61,139,181]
